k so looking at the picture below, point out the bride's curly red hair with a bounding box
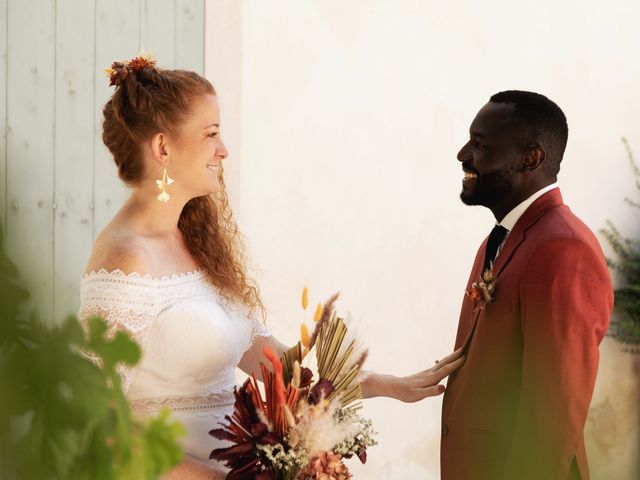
[101,62,263,317]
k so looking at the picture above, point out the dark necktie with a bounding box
[483,225,509,271]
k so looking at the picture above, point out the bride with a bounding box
[79,54,464,479]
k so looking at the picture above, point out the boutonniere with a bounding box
[466,265,496,311]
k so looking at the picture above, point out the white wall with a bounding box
[206,1,640,478]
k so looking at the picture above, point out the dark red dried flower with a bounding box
[209,379,280,478]
[308,378,336,405]
[299,366,314,388]
[107,62,129,87]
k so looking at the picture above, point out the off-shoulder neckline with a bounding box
[81,268,205,283]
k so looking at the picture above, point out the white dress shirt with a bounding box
[495,182,559,258]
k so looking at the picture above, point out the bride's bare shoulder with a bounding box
[84,225,150,276]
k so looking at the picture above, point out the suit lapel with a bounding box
[493,189,564,277]
[457,189,565,351]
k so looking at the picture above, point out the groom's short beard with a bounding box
[460,166,517,207]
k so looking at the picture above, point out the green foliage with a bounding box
[0,227,185,479]
[602,138,640,353]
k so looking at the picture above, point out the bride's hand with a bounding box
[361,347,465,403]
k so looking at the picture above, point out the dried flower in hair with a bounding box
[104,50,156,88]
[128,49,157,72]
[106,61,129,87]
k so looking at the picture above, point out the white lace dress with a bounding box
[78,269,271,468]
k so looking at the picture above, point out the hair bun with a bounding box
[104,50,157,87]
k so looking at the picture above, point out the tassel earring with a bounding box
[156,165,174,202]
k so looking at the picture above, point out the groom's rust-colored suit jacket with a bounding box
[441,189,613,480]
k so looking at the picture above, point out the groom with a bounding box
[441,91,613,480]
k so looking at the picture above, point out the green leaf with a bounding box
[603,139,640,349]
[142,408,186,473]
[0,227,31,349]
[0,224,184,478]
[86,316,141,371]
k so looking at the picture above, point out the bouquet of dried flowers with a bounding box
[209,291,377,479]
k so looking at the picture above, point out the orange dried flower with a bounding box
[301,451,352,479]
[128,55,157,72]
[263,347,286,406]
[466,287,482,303]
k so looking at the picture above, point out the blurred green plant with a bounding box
[0,227,185,479]
[601,138,640,354]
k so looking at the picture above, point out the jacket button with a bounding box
[442,424,449,437]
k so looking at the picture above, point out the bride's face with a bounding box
[169,94,228,197]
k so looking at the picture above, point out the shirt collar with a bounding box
[498,182,559,231]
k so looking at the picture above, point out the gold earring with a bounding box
[156,165,174,202]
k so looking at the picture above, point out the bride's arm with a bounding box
[238,336,465,403]
[238,334,289,375]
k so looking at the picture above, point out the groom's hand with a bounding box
[361,347,465,402]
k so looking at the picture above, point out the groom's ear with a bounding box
[521,146,545,172]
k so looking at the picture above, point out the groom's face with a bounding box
[457,102,523,208]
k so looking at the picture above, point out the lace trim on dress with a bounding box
[250,315,272,342]
[78,270,214,392]
[82,268,205,283]
[130,390,236,415]
[78,268,272,391]
[79,269,216,329]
